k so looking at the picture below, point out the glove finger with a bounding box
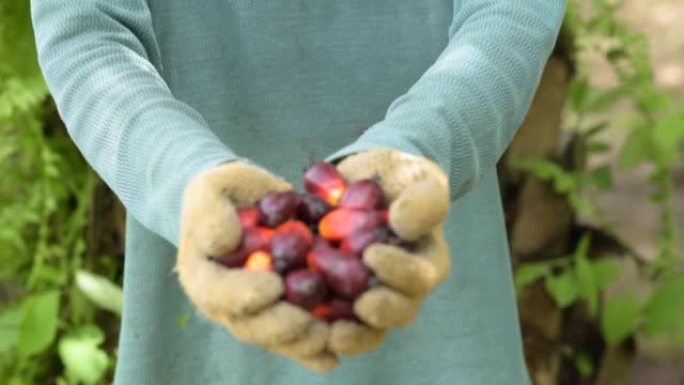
[176,254,284,318]
[180,162,291,258]
[226,302,313,345]
[198,161,293,207]
[419,228,451,286]
[336,149,448,201]
[389,178,449,241]
[288,351,339,373]
[328,320,386,356]
[354,287,421,329]
[180,185,242,258]
[268,320,329,357]
[363,244,438,297]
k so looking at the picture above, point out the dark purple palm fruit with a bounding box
[259,191,300,227]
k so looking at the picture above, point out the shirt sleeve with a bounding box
[328,0,567,200]
[31,1,238,246]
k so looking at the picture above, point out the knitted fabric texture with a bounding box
[31,1,565,384]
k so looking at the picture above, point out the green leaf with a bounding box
[545,272,579,308]
[58,325,109,385]
[643,277,684,335]
[589,166,613,190]
[511,158,578,194]
[515,263,551,290]
[586,141,611,154]
[575,233,592,259]
[575,255,598,315]
[591,259,621,290]
[619,128,653,168]
[569,77,589,111]
[582,123,608,139]
[18,291,60,357]
[0,307,22,353]
[652,111,684,167]
[601,294,641,346]
[76,270,123,316]
[7,377,26,385]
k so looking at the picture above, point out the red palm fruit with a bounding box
[237,206,263,228]
[312,236,333,251]
[210,227,273,268]
[297,193,331,225]
[271,221,313,273]
[244,251,273,272]
[339,179,384,209]
[304,162,347,206]
[312,299,357,322]
[318,208,382,241]
[340,226,391,256]
[259,191,300,227]
[306,238,334,270]
[309,249,371,299]
[284,269,328,310]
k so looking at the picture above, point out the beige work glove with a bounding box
[176,161,338,372]
[326,148,452,356]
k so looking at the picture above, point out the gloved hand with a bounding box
[327,148,451,356]
[176,161,338,372]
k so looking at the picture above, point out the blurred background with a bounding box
[1,1,683,384]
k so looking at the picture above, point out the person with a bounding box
[31,1,566,384]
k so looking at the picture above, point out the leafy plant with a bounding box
[515,0,684,366]
[0,2,122,384]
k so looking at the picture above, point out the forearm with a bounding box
[31,1,237,245]
[329,0,566,199]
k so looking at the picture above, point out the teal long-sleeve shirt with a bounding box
[31,1,565,384]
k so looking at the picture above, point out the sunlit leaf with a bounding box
[58,325,109,385]
[76,270,123,316]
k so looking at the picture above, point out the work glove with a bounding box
[176,161,338,372]
[327,148,451,356]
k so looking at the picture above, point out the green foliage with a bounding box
[601,294,642,346]
[58,325,110,385]
[0,2,122,384]
[574,352,595,377]
[545,271,580,308]
[517,237,622,312]
[516,0,684,355]
[75,271,123,317]
[18,291,60,358]
[642,277,684,339]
